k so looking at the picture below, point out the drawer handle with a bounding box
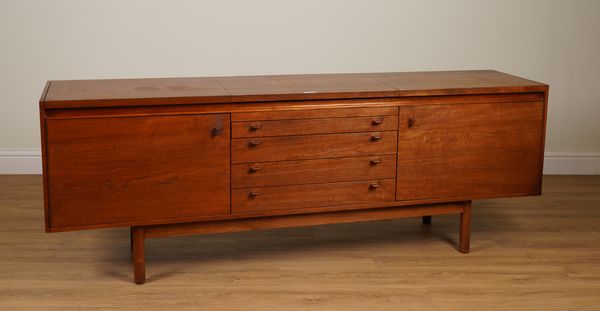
[249,123,262,131]
[248,140,261,147]
[249,190,261,198]
[408,118,415,128]
[248,166,261,173]
[370,159,381,165]
[371,134,382,142]
[371,118,383,125]
[369,182,380,190]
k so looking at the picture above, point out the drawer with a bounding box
[232,107,398,122]
[232,131,397,163]
[232,155,396,188]
[232,179,396,213]
[232,115,398,138]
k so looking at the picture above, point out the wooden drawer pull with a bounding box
[370,134,382,141]
[248,140,261,147]
[248,166,261,173]
[408,118,415,128]
[249,190,261,198]
[370,159,381,165]
[249,123,262,131]
[369,182,380,189]
[371,118,383,125]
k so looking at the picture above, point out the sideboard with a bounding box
[39,70,549,284]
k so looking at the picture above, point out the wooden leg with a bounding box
[131,226,146,284]
[422,215,432,224]
[459,201,471,253]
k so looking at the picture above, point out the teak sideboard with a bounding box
[39,70,549,284]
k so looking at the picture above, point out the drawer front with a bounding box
[232,179,396,213]
[232,107,398,122]
[232,155,397,188]
[232,115,398,138]
[232,131,397,163]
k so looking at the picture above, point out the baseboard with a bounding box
[0,150,42,174]
[1,149,599,175]
[543,151,600,175]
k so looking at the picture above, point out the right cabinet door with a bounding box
[397,101,545,201]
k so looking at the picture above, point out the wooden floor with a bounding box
[1,175,599,310]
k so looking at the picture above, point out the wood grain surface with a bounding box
[396,101,544,201]
[232,115,398,138]
[45,114,231,230]
[232,179,396,213]
[232,155,397,188]
[1,175,598,310]
[43,93,543,120]
[367,70,544,95]
[145,202,466,239]
[41,70,546,109]
[231,107,398,122]
[232,131,397,163]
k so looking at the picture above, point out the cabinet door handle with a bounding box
[211,126,223,137]
[248,140,261,147]
[369,182,380,189]
[249,190,261,198]
[371,118,383,125]
[408,118,415,128]
[371,134,382,141]
[248,166,261,173]
[249,123,262,131]
[370,159,381,165]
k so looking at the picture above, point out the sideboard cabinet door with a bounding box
[397,102,545,201]
[45,114,230,230]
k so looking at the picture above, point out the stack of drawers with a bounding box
[231,107,399,214]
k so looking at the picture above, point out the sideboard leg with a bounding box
[131,226,146,284]
[459,201,472,253]
[422,215,432,224]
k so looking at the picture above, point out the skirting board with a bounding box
[0,150,42,174]
[543,151,600,175]
[1,150,599,175]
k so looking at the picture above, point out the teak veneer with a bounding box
[39,70,549,284]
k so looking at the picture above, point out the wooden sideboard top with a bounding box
[41,70,546,109]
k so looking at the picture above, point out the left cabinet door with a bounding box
[45,114,230,231]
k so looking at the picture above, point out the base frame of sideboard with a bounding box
[129,201,472,284]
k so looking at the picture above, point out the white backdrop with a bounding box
[1,0,599,173]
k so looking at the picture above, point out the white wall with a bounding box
[1,0,599,173]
